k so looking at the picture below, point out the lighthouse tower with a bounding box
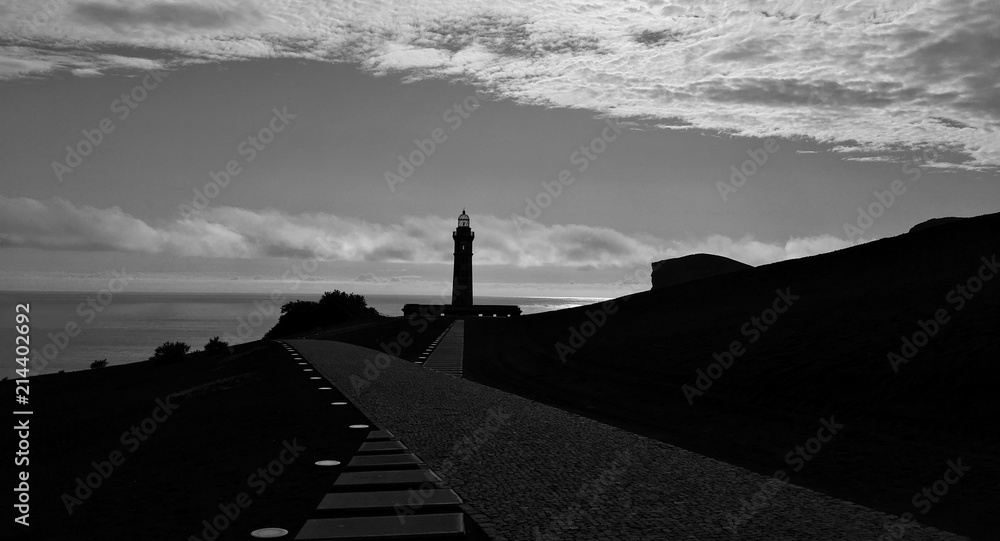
[452,209,474,306]
[401,208,518,318]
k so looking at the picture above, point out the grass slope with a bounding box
[464,212,1000,539]
[4,343,373,541]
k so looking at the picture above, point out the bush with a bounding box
[150,341,191,365]
[204,336,230,356]
[89,359,108,370]
[264,290,383,338]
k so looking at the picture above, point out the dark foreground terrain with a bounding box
[464,213,1000,539]
[3,342,489,540]
[324,213,999,539]
[8,213,996,539]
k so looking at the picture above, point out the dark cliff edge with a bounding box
[650,253,753,290]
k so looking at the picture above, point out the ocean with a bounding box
[2,291,601,375]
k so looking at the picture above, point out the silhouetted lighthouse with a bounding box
[402,209,517,318]
[452,209,474,306]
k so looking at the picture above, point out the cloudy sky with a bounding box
[1,0,997,297]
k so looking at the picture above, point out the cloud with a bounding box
[634,29,683,47]
[0,196,862,268]
[1,0,997,167]
[73,1,261,31]
[0,46,169,79]
[0,196,161,252]
[356,273,421,283]
[0,54,55,77]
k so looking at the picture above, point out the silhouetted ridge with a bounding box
[463,210,1000,538]
[650,253,752,290]
[908,216,968,234]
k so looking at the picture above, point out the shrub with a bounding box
[264,290,383,338]
[150,341,191,365]
[204,336,230,356]
[90,359,108,370]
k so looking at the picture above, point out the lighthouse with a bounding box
[401,209,519,318]
[452,209,474,306]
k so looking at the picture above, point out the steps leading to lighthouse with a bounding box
[422,320,465,378]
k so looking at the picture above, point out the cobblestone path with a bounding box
[289,339,966,541]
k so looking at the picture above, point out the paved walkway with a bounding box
[289,339,966,541]
[276,341,474,540]
[421,320,465,378]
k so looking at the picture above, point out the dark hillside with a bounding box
[465,212,1000,538]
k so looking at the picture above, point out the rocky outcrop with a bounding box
[650,253,752,290]
[908,216,968,234]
